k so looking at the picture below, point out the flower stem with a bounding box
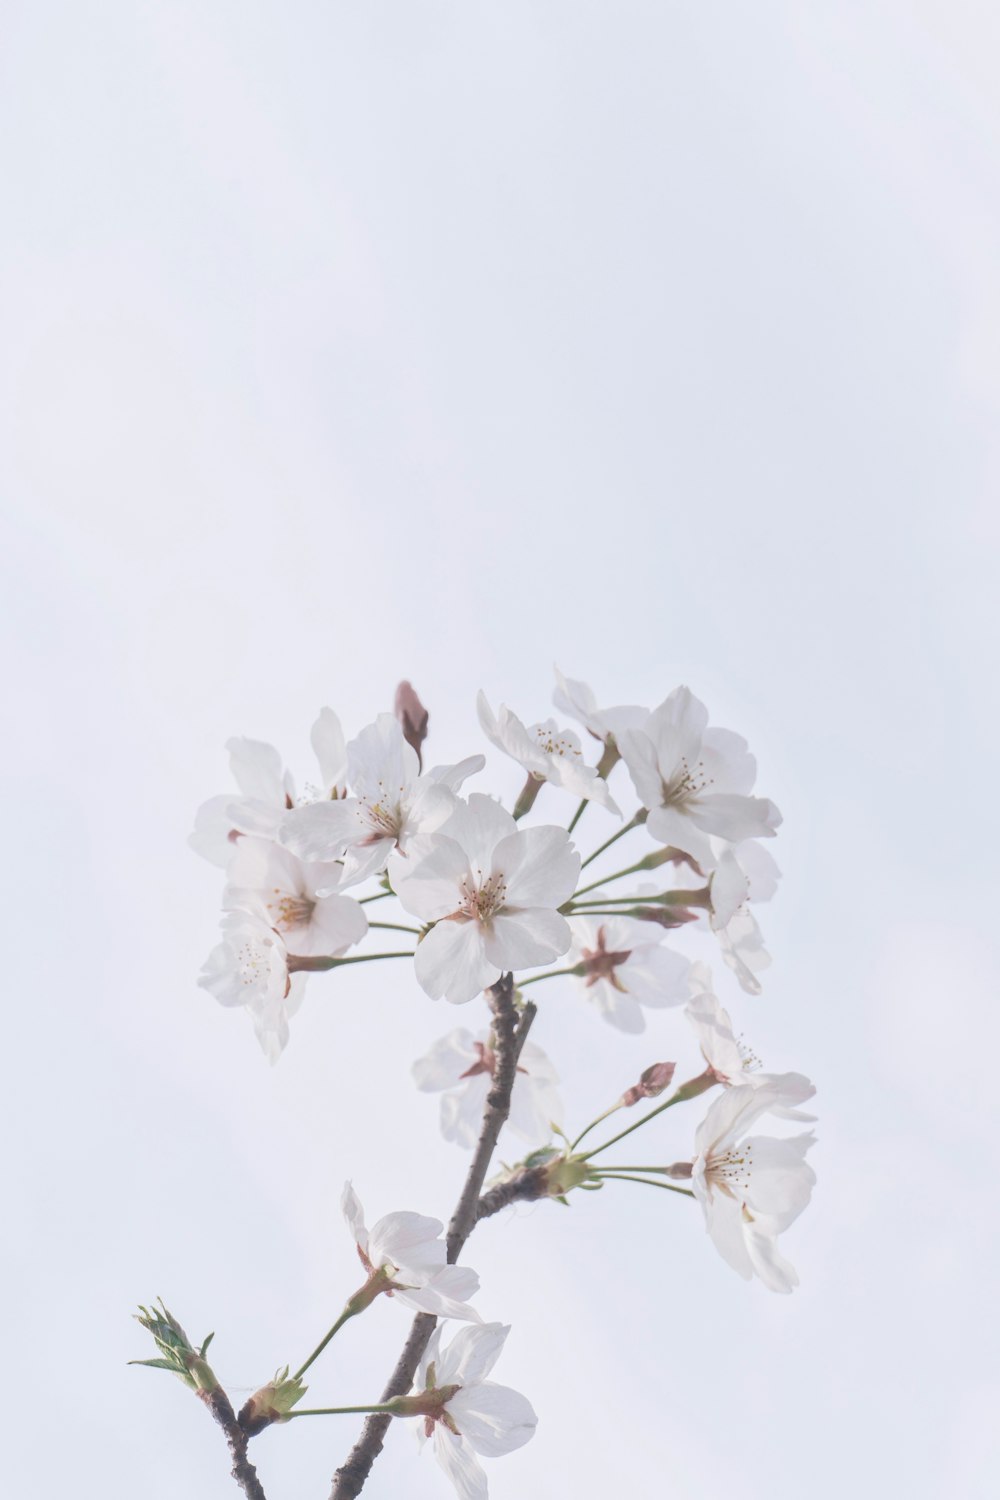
[367,921,422,936]
[359,891,392,905]
[580,1091,686,1160]
[566,799,588,835]
[286,951,415,973]
[518,964,585,989]
[293,1307,359,1380]
[288,1405,396,1419]
[595,1171,695,1198]
[569,1104,623,1152]
[578,813,643,871]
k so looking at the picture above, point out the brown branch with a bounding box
[328,978,536,1500]
[475,1162,550,1221]
[198,1388,269,1500]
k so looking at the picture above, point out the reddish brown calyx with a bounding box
[581,926,632,990]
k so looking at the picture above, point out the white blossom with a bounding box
[568,910,691,1033]
[189,711,352,868]
[412,1029,562,1149]
[340,1184,481,1321]
[410,1323,537,1500]
[223,838,367,958]
[685,979,815,1119]
[476,692,619,813]
[552,667,647,745]
[279,713,483,886]
[391,795,580,1005]
[198,911,304,1062]
[189,736,294,866]
[619,687,781,868]
[689,1081,817,1293]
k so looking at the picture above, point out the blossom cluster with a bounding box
[169,670,818,1498]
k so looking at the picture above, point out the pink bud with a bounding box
[621,1061,676,1107]
[394,681,429,769]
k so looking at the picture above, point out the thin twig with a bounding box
[199,1389,269,1500]
[328,980,536,1500]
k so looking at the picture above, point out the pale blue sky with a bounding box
[3,4,998,1498]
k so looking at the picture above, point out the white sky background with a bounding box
[2,2,999,1497]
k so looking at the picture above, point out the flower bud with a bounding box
[239,1369,307,1434]
[621,1061,676,1107]
[395,681,429,769]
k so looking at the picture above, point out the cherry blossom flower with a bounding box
[223,838,368,958]
[687,1081,816,1293]
[685,979,815,1119]
[198,911,304,1062]
[340,1184,481,1321]
[568,910,691,1033]
[279,713,483,886]
[391,795,580,1004]
[189,736,295,867]
[619,687,781,868]
[189,711,352,868]
[552,668,648,745]
[476,692,619,813]
[407,1322,537,1500]
[412,1029,563,1149]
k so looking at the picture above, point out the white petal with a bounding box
[449,1381,538,1457]
[690,793,782,842]
[341,1182,368,1251]
[433,1428,488,1500]
[482,908,571,971]
[436,1323,509,1388]
[348,714,419,801]
[279,799,363,861]
[189,795,240,867]
[414,921,499,1005]
[619,727,664,811]
[311,708,348,791]
[411,1030,478,1093]
[441,1077,491,1148]
[492,826,580,909]
[476,692,548,775]
[368,1211,444,1272]
[226,736,286,803]
[391,835,471,922]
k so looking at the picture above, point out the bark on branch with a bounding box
[328,978,536,1500]
[199,1388,269,1500]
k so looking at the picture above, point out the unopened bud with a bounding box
[621,1061,676,1107]
[130,1300,219,1394]
[395,681,429,769]
[239,1369,307,1434]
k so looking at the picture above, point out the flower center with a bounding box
[235,936,276,988]
[708,1145,753,1197]
[457,870,508,923]
[662,756,714,808]
[268,891,316,932]
[532,726,581,759]
[581,925,632,990]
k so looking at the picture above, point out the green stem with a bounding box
[358,891,392,905]
[573,857,653,899]
[286,950,415,973]
[580,1092,685,1160]
[287,1404,396,1419]
[293,1307,359,1380]
[569,1104,623,1152]
[518,965,584,989]
[595,1172,695,1198]
[579,814,643,872]
[566,799,588,835]
[367,921,422,936]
